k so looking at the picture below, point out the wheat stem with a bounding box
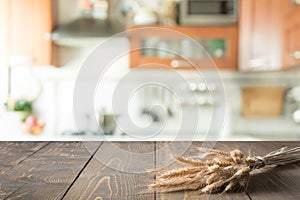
[149,146,300,194]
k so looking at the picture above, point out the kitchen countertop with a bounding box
[1,129,298,141]
[0,141,299,199]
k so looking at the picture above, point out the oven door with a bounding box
[179,0,238,25]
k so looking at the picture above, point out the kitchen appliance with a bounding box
[51,0,139,46]
[179,0,238,25]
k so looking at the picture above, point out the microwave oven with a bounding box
[179,0,238,25]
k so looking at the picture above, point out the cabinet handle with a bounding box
[291,51,300,60]
[170,59,192,68]
[291,0,300,4]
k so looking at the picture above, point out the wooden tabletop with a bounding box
[0,141,299,200]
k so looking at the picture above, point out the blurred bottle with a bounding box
[93,0,108,19]
[133,8,158,25]
[78,0,94,18]
[157,40,169,58]
[181,39,193,58]
[160,0,177,26]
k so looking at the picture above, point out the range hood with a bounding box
[51,18,125,46]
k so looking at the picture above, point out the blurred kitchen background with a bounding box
[1,0,300,141]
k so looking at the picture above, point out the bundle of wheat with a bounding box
[148,146,300,194]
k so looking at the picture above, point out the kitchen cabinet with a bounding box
[239,0,283,71]
[282,0,300,68]
[128,25,238,70]
[0,0,9,66]
[3,0,56,66]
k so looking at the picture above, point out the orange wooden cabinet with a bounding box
[238,0,283,71]
[282,0,300,68]
[3,0,56,66]
[239,0,300,71]
[0,0,9,66]
[128,25,238,70]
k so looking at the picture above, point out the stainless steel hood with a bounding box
[51,18,125,46]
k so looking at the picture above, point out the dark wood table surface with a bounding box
[0,141,299,200]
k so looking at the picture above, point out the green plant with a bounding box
[4,99,33,121]
[4,99,32,112]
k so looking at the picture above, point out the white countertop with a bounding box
[1,130,298,141]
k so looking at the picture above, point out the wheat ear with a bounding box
[149,146,300,194]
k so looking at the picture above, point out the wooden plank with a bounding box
[63,142,155,200]
[0,141,299,200]
[155,141,300,200]
[155,142,251,200]
[0,142,101,199]
[0,142,48,175]
[236,141,300,200]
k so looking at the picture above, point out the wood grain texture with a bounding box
[236,142,300,200]
[0,142,299,200]
[0,142,101,199]
[0,142,48,175]
[156,142,250,200]
[63,142,155,200]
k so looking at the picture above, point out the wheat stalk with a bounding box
[148,146,300,194]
